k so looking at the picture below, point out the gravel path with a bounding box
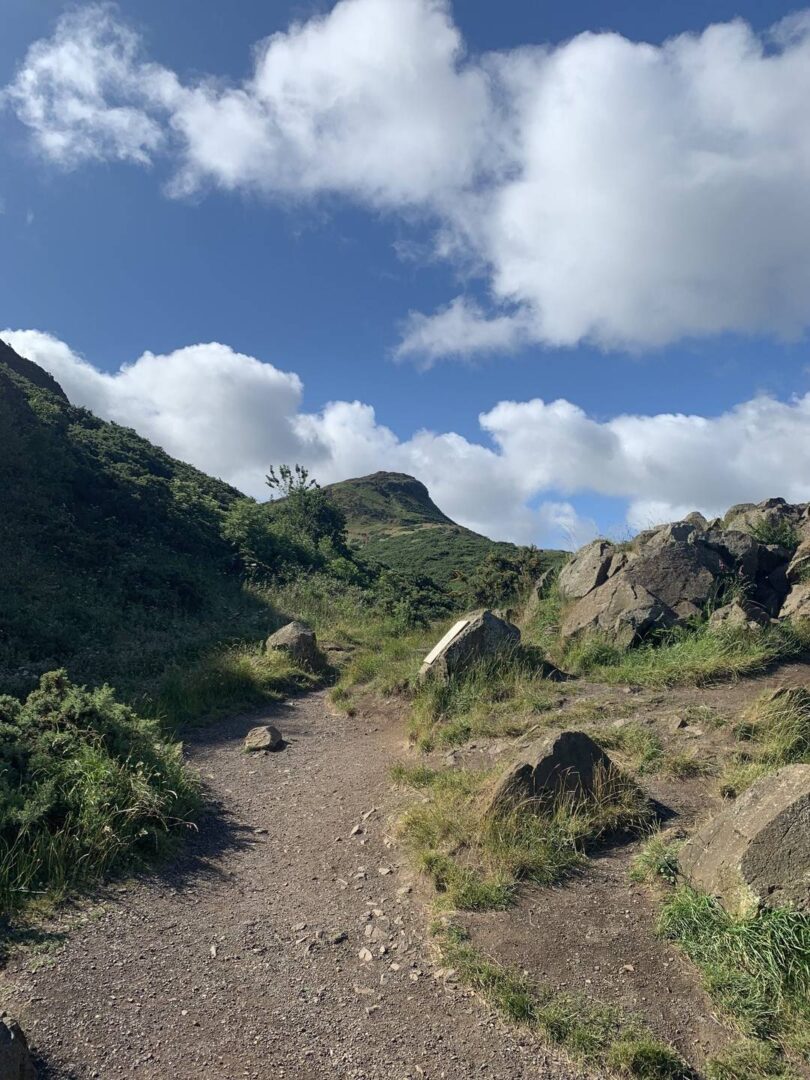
[2,692,579,1079]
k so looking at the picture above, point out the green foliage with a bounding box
[438,928,687,1077]
[747,519,800,552]
[0,671,199,912]
[629,832,681,885]
[721,686,810,797]
[659,888,810,1057]
[706,1040,792,1080]
[556,623,801,689]
[462,547,556,608]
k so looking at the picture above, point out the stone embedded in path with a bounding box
[266,621,322,669]
[0,1014,37,1080]
[244,724,284,752]
[483,730,626,816]
[679,764,810,915]
[418,609,519,682]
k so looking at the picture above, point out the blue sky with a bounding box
[3,0,810,547]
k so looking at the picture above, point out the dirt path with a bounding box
[1,692,580,1080]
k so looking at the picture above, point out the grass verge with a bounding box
[394,761,651,911]
[721,686,810,797]
[659,888,810,1064]
[437,924,688,1078]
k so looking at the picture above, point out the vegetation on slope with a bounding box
[325,470,565,595]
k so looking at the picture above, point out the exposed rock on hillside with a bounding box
[679,764,810,914]
[419,609,519,682]
[558,499,810,646]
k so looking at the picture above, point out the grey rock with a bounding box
[679,765,810,914]
[708,601,767,631]
[244,724,284,752]
[684,511,708,530]
[557,541,618,600]
[781,581,810,621]
[560,575,675,647]
[266,621,322,669]
[419,610,520,682]
[483,730,629,816]
[786,538,810,585]
[0,1015,37,1080]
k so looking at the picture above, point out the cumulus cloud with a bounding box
[7,3,810,357]
[5,329,810,550]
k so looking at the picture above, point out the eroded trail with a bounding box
[2,692,578,1080]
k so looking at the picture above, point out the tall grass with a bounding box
[721,686,810,796]
[408,647,562,750]
[394,760,651,911]
[438,926,687,1078]
[659,888,810,1059]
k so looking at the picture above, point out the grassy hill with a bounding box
[326,471,563,590]
[0,338,278,701]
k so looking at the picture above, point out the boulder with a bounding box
[624,542,723,618]
[557,541,624,600]
[684,511,708,530]
[679,764,810,914]
[633,521,697,549]
[560,575,674,647]
[419,610,519,682]
[786,538,810,585]
[708,601,768,631]
[781,582,810,621]
[483,730,627,816]
[244,724,284,752]
[266,621,322,669]
[0,1015,37,1080]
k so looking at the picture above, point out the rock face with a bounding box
[266,621,322,669]
[0,1015,37,1080]
[557,497,810,647]
[679,764,810,915]
[244,724,284,752]
[483,730,623,816]
[419,610,520,682]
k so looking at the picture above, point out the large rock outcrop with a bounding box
[0,1015,37,1080]
[679,765,810,915]
[419,610,519,682]
[557,498,810,647]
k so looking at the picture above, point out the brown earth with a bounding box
[4,663,810,1079]
[0,691,581,1080]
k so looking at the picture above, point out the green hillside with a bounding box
[326,471,563,590]
[0,339,273,699]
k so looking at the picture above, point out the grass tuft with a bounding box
[721,686,810,796]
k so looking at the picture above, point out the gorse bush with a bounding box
[0,671,199,912]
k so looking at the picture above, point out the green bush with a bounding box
[0,671,199,911]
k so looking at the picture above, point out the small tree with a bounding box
[265,464,348,552]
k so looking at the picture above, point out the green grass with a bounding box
[555,623,806,689]
[407,647,563,751]
[153,644,322,728]
[595,723,713,780]
[394,760,651,911]
[629,831,681,886]
[706,1040,794,1080]
[437,926,688,1078]
[720,687,810,796]
[0,671,199,914]
[659,888,810,1060]
[747,519,800,552]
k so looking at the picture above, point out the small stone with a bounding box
[358,948,373,963]
[244,725,283,753]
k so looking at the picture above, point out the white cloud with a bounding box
[8,3,810,357]
[5,329,810,552]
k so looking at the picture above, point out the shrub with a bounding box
[0,671,199,911]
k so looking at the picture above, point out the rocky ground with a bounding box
[4,663,810,1079]
[0,692,582,1080]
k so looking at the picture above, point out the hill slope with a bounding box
[0,340,274,698]
[325,471,562,589]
